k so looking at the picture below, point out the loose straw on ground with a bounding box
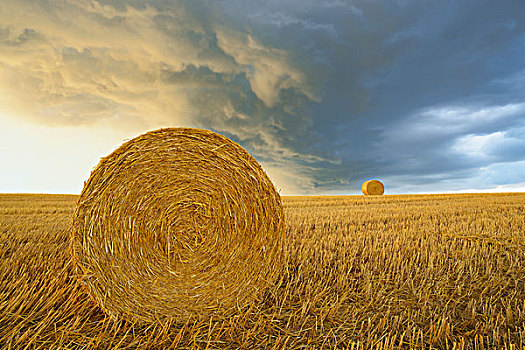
[70,128,285,323]
[362,180,385,195]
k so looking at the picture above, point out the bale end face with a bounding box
[70,127,285,323]
[362,180,385,195]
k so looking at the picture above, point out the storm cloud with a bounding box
[0,0,524,194]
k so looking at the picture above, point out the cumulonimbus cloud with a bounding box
[1,0,524,194]
[0,0,337,193]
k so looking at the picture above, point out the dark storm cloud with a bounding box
[215,0,525,192]
[1,0,524,193]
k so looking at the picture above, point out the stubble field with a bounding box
[0,193,524,349]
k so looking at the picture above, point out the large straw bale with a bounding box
[70,128,285,323]
[362,180,385,195]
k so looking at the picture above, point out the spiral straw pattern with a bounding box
[70,128,285,323]
[362,180,385,196]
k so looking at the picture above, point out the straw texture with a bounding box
[362,180,385,196]
[70,128,285,323]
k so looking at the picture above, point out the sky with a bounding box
[0,0,524,195]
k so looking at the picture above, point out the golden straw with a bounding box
[362,180,385,195]
[70,128,285,323]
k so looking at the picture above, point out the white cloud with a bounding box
[382,160,525,194]
[452,131,506,158]
[452,128,525,162]
[479,160,525,185]
[406,103,525,136]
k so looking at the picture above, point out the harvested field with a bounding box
[1,193,524,349]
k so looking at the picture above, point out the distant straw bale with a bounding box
[70,128,285,323]
[362,180,385,196]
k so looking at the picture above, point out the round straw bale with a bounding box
[362,180,385,195]
[70,128,285,323]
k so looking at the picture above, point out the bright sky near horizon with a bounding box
[0,0,524,195]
